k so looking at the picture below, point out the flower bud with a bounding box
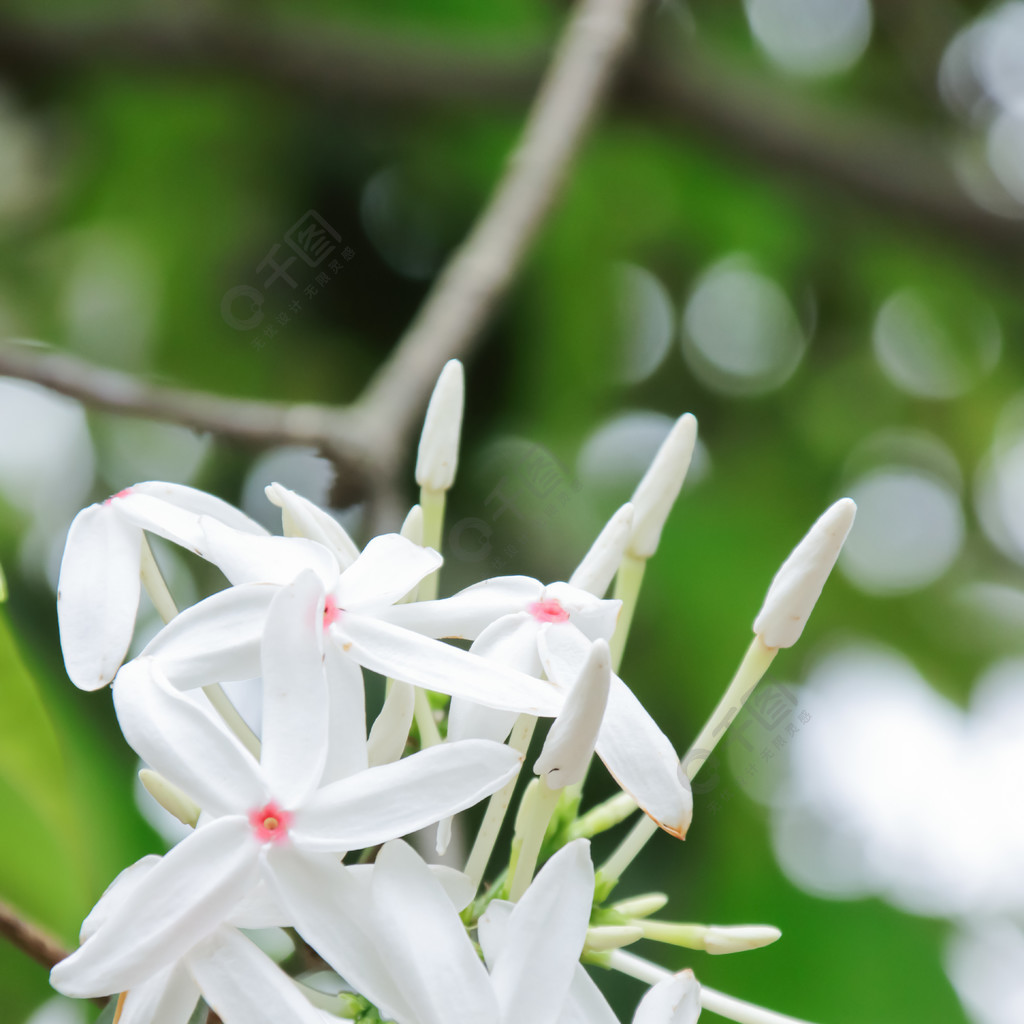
[415,359,465,492]
[753,497,856,649]
[703,924,782,955]
[265,482,359,569]
[628,414,697,559]
[138,768,200,828]
[570,503,634,597]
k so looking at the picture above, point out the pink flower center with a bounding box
[528,598,570,624]
[103,487,134,507]
[322,595,343,628]
[249,802,293,844]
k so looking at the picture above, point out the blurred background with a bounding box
[1,1,1024,1022]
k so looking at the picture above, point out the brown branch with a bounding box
[0,898,69,971]
[0,14,1021,262]
[0,0,651,529]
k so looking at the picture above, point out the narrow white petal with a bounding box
[337,615,561,715]
[543,582,620,644]
[113,659,267,815]
[372,840,497,1024]
[538,629,691,838]
[50,818,259,997]
[375,576,545,639]
[559,964,621,1024]
[229,881,291,929]
[130,482,268,535]
[753,498,856,649]
[334,533,441,610]
[119,964,200,1024]
[141,583,274,689]
[57,503,141,690]
[321,643,368,783]
[266,482,360,569]
[188,926,328,1024]
[415,358,465,492]
[569,502,635,598]
[80,856,162,941]
[112,491,206,550]
[260,570,329,806]
[484,839,594,1024]
[198,516,339,587]
[633,971,701,1024]
[294,739,522,851]
[629,414,698,559]
[366,679,415,768]
[534,639,610,789]
[264,846,412,1023]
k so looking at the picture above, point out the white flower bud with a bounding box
[400,503,424,546]
[534,639,611,788]
[138,768,200,828]
[584,925,644,952]
[704,924,782,955]
[570,502,634,597]
[753,497,856,649]
[415,359,465,492]
[628,414,697,559]
[265,482,359,569]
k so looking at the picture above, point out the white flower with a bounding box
[50,630,522,998]
[57,481,267,690]
[380,577,692,838]
[331,837,700,1024]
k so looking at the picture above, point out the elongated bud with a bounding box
[570,503,634,597]
[416,359,465,492]
[534,639,611,788]
[584,925,644,952]
[400,504,424,546]
[753,497,856,649]
[0,559,6,601]
[265,483,359,569]
[139,768,200,827]
[611,892,669,919]
[703,925,781,955]
[628,414,697,559]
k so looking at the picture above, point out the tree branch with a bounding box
[0,0,651,529]
[0,13,1020,261]
[0,899,68,972]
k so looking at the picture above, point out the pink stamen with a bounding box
[528,598,570,624]
[103,487,134,507]
[322,595,343,628]
[249,802,293,844]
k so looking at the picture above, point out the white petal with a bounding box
[229,880,291,929]
[263,846,411,1023]
[569,502,634,598]
[534,639,610,789]
[294,739,522,851]
[322,643,368,782]
[544,582,620,644]
[198,516,339,587]
[112,491,206,550]
[334,533,441,610]
[266,482,360,569]
[141,583,274,688]
[559,964,621,1024]
[366,679,415,768]
[372,840,496,1024]
[80,855,162,941]
[50,818,259,997]
[633,971,701,1024]
[57,503,141,690]
[753,498,856,649]
[113,659,267,815]
[187,926,329,1024]
[629,414,697,559]
[119,964,201,1024]
[130,481,268,535]
[538,628,692,838]
[375,576,545,639]
[484,839,594,1024]
[337,615,561,715]
[260,571,329,806]
[415,358,465,492]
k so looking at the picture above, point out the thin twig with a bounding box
[0,898,69,970]
[0,0,651,529]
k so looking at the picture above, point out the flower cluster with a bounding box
[50,361,855,1024]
